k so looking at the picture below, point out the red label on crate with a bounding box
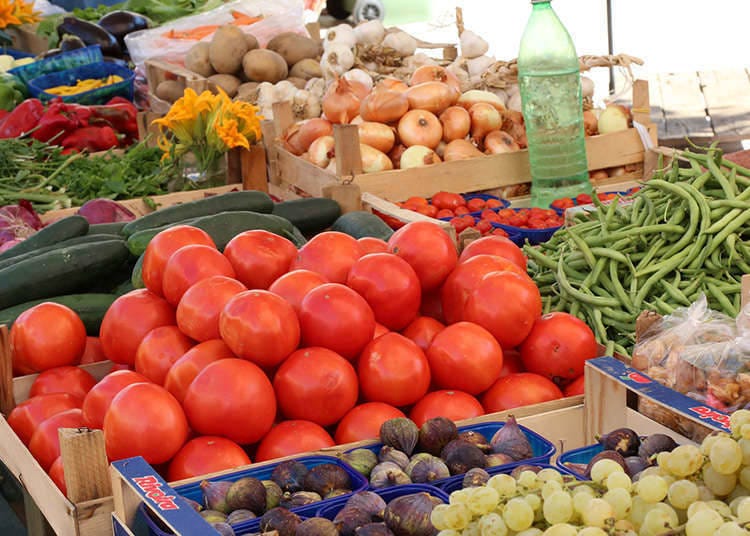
[690,406,732,430]
[622,372,651,384]
[134,476,179,510]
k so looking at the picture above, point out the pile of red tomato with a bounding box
[550,188,641,211]
[493,208,564,230]
[8,221,597,493]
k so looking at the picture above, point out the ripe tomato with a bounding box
[414,205,439,218]
[358,237,389,255]
[142,225,216,297]
[404,196,429,207]
[290,231,362,284]
[334,402,406,444]
[162,244,236,306]
[255,420,335,463]
[481,372,563,412]
[219,290,300,368]
[388,221,458,292]
[273,347,358,426]
[441,254,526,324]
[436,209,454,219]
[409,390,484,427]
[499,348,524,377]
[520,312,598,383]
[475,220,493,235]
[29,408,85,470]
[164,340,235,404]
[82,370,151,430]
[299,284,375,360]
[431,192,465,211]
[426,322,503,395]
[454,207,471,217]
[420,290,445,323]
[49,457,66,496]
[466,198,486,212]
[166,436,251,482]
[402,316,444,352]
[8,393,81,445]
[373,322,390,339]
[459,235,527,270]
[347,253,421,331]
[485,199,504,209]
[224,230,297,290]
[104,383,188,463]
[184,359,276,445]
[29,366,97,400]
[358,333,430,407]
[564,375,585,397]
[134,326,194,385]
[78,337,107,365]
[100,289,175,365]
[176,276,247,342]
[449,216,474,233]
[268,269,328,315]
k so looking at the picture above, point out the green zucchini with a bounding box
[0,215,89,262]
[121,190,274,237]
[0,294,117,335]
[0,234,122,271]
[0,240,130,309]
[125,218,198,256]
[112,280,135,296]
[330,211,394,240]
[131,254,145,288]
[87,222,128,236]
[272,198,341,234]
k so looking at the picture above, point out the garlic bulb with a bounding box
[506,83,520,98]
[459,30,489,59]
[486,87,509,108]
[321,43,355,78]
[325,24,357,50]
[343,69,374,92]
[292,89,321,120]
[274,80,298,102]
[466,55,495,78]
[354,19,385,45]
[382,31,417,57]
[447,58,472,92]
[402,53,437,70]
[507,92,522,112]
[305,78,326,100]
[581,76,595,99]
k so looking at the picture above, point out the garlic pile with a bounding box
[243,78,325,120]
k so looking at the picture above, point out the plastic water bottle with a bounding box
[518,0,592,207]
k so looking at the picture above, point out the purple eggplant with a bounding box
[57,17,122,58]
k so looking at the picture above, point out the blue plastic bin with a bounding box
[316,484,449,520]
[555,444,603,479]
[1,48,34,60]
[29,61,134,105]
[440,463,581,495]
[9,45,102,85]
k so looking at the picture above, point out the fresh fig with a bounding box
[383,493,443,536]
[457,431,491,453]
[340,449,378,477]
[357,522,395,536]
[279,490,322,509]
[404,455,450,483]
[345,491,388,517]
[304,463,352,496]
[226,509,256,525]
[485,453,515,467]
[260,507,302,536]
[440,440,487,475]
[624,456,650,478]
[334,506,374,536]
[598,427,641,457]
[378,446,410,470]
[212,522,236,536]
[380,418,419,455]
[180,496,202,511]
[263,479,283,510]
[584,450,627,479]
[272,460,310,493]
[226,477,266,515]
[561,462,588,475]
[489,415,533,462]
[370,462,411,489]
[462,467,490,488]
[201,509,228,524]
[297,517,340,536]
[637,434,678,461]
[201,480,232,514]
[418,417,458,456]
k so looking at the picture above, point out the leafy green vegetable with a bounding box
[71,3,126,22]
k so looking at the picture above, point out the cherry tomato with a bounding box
[388,222,458,292]
[224,230,297,290]
[466,198,486,212]
[480,210,501,223]
[134,326,194,385]
[29,366,96,401]
[485,199,504,209]
[164,340,235,404]
[8,393,81,445]
[454,206,471,216]
[449,216,473,234]
[78,337,107,365]
[414,205,439,218]
[255,420,335,463]
[29,408,85,470]
[82,370,151,429]
[49,456,66,496]
[481,372,563,412]
[290,231,363,284]
[435,209,454,219]
[459,235,527,270]
[268,269,329,315]
[576,194,593,205]
[431,192,465,211]
[402,316,444,352]
[409,390,484,427]
[335,402,406,444]
[166,436,251,482]
[176,275,247,342]
[564,375,585,397]
[162,244,236,306]
[404,196,429,207]
[357,237,389,255]
[475,220,493,235]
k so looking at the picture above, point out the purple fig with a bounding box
[357,523,395,536]
[346,491,387,517]
[462,468,490,488]
[260,507,301,536]
[380,418,419,455]
[304,463,352,496]
[383,493,443,536]
[440,440,486,475]
[279,491,321,509]
[598,428,641,457]
[418,417,458,456]
[297,517,340,536]
[226,509,256,525]
[485,453,515,467]
[339,449,378,477]
[201,510,227,524]
[457,431,491,453]
[378,446,410,470]
[624,456,650,478]
[334,506,374,536]
[637,434,678,462]
[489,415,533,462]
[404,455,450,483]
[201,480,233,514]
[180,496,202,511]
[272,460,309,493]
[370,462,411,489]
[263,480,283,510]
[212,522,236,536]
[226,477,266,515]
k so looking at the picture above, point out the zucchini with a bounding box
[0,215,89,262]
[131,254,145,288]
[112,280,135,296]
[330,211,394,240]
[0,234,123,271]
[0,294,116,336]
[87,222,128,236]
[272,198,341,234]
[125,218,198,256]
[0,240,130,309]
[121,190,274,236]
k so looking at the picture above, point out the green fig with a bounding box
[226,477,266,515]
[339,449,378,477]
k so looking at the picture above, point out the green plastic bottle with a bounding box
[518,0,592,207]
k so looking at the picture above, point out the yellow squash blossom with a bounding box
[0,0,21,28]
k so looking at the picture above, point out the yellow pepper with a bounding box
[46,75,124,96]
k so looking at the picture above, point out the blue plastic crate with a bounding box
[555,444,603,479]
[440,463,582,495]
[0,48,34,60]
[29,61,134,105]
[316,484,449,520]
[9,45,102,85]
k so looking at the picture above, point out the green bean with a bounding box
[707,210,750,255]
[523,246,558,270]
[706,152,738,199]
[691,170,713,191]
[556,261,619,308]
[604,340,615,356]
[707,282,737,316]
[584,224,684,247]
[567,228,596,269]
[734,292,741,314]
[660,279,691,307]
[634,249,690,308]
[591,308,608,342]
[607,262,636,313]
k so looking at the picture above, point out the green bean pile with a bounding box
[525,146,750,357]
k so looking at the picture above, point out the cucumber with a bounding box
[330,211,394,240]
[0,240,130,309]
[131,254,145,288]
[272,198,341,234]
[0,215,89,262]
[0,234,123,271]
[87,222,128,236]
[121,190,274,236]
[125,218,198,256]
[0,294,116,335]
[112,280,135,296]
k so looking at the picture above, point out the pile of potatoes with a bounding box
[155,26,323,103]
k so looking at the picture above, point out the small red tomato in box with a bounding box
[449,215,475,233]
[486,199,505,209]
[551,197,575,209]
[576,193,593,205]
[597,192,617,201]
[491,228,509,237]
[466,198,486,212]
[436,209,455,219]
[455,206,471,216]
[481,209,501,222]
[476,220,493,235]
[414,205,438,218]
[432,191,466,210]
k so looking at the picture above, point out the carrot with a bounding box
[229,13,263,26]
[162,13,262,40]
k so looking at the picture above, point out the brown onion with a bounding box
[484,130,520,154]
[361,144,394,173]
[307,135,336,168]
[439,106,471,142]
[469,103,501,142]
[351,115,364,125]
[388,144,406,169]
[409,65,461,92]
[360,90,410,123]
[348,80,370,101]
[323,78,361,124]
[589,169,609,180]
[283,118,334,156]
[458,90,506,112]
[376,78,409,93]
[400,146,441,169]
[583,110,598,136]
[358,122,396,154]
[398,109,442,149]
[444,139,483,161]
[406,82,458,115]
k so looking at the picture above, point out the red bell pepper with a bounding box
[60,126,120,153]
[89,98,138,144]
[31,100,95,143]
[0,99,44,139]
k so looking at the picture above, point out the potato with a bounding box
[242,49,288,83]
[209,25,249,74]
[209,74,242,97]
[155,80,185,103]
[289,58,322,80]
[286,77,307,90]
[266,32,321,67]
[185,42,214,78]
[236,82,259,100]
[245,33,259,51]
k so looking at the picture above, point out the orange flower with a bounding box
[0,0,21,29]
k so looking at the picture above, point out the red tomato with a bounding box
[404,196,429,207]
[402,316,444,352]
[82,370,151,430]
[480,210,501,223]
[298,284,375,360]
[8,393,81,445]
[219,290,300,368]
[436,209,454,219]
[78,337,107,365]
[104,383,189,463]
[184,359,276,444]
[464,271,542,349]
[29,366,96,400]
[99,289,175,366]
[409,390,484,427]
[373,322,390,339]
[347,253,421,331]
[454,206,471,216]
[420,290,445,323]
[475,220,493,235]
[485,199,504,209]
[431,192,465,210]
[459,235,527,270]
[576,194,593,205]
[29,408,85,470]
[564,375,585,397]
[135,326,194,385]
[358,333,430,407]
[164,340,235,404]
[142,225,216,297]
[441,254,527,324]
[426,322,503,395]
[449,216,473,233]
[290,231,363,284]
[466,198,486,212]
[224,230,297,290]
[273,347,358,426]
[268,269,328,315]
[166,436,251,482]
[481,372,563,412]
[255,420,335,462]
[520,312,598,383]
[11,302,87,374]
[162,244,236,306]
[499,348,524,377]
[414,205,439,218]
[335,402,405,444]
[358,237,389,255]
[176,276,247,342]
[491,228,509,237]
[49,456,66,496]
[388,222,458,292]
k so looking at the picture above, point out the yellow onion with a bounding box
[398,109,442,149]
[444,139,483,161]
[409,65,461,92]
[406,82,458,115]
[590,169,609,180]
[361,144,394,173]
[598,105,630,134]
[457,89,506,112]
[307,135,335,168]
[400,145,441,169]
[484,130,520,154]
[323,77,361,124]
[469,103,501,142]
[376,78,409,93]
[439,106,471,142]
[360,90,410,123]
[348,80,370,101]
[351,115,364,125]
[358,122,396,154]
[283,118,333,156]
